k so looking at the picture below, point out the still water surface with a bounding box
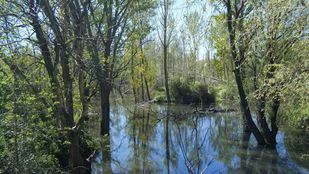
[89,104,308,174]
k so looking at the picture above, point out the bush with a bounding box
[170,78,215,105]
[215,83,239,109]
[195,83,216,107]
[170,78,193,103]
[153,88,167,103]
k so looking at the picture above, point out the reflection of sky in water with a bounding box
[91,104,308,174]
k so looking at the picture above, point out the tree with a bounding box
[85,0,133,135]
[223,0,266,145]
[219,0,308,145]
[159,0,174,103]
[248,0,308,144]
[0,0,96,172]
[185,10,203,83]
[29,0,91,172]
[125,0,156,103]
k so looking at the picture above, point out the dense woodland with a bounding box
[0,0,308,173]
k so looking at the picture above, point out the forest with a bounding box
[0,0,308,173]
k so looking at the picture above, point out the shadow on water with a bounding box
[90,104,309,174]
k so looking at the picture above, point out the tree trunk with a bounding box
[164,47,171,103]
[271,97,280,142]
[163,0,171,103]
[131,61,138,103]
[225,0,265,145]
[29,1,86,171]
[140,70,145,101]
[234,68,266,145]
[69,131,85,174]
[100,83,111,136]
[102,135,112,174]
[144,76,151,101]
[257,95,276,145]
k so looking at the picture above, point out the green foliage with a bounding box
[0,54,98,172]
[213,83,239,109]
[153,87,167,103]
[170,78,192,102]
[0,60,61,173]
[284,105,309,130]
[170,77,215,105]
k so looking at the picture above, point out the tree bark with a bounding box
[100,85,111,135]
[271,97,279,141]
[131,48,138,103]
[144,75,151,101]
[234,68,265,145]
[85,7,112,136]
[257,95,275,144]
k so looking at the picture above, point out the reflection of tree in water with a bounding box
[284,129,309,169]
[205,113,300,173]
[165,105,171,174]
[174,114,212,174]
[91,104,308,173]
[236,140,283,174]
[211,113,242,166]
[210,114,242,169]
[213,117,299,173]
[126,105,160,173]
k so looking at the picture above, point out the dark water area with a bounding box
[88,103,309,174]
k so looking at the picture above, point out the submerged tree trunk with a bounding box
[100,83,111,136]
[234,68,265,145]
[257,95,276,145]
[271,97,280,140]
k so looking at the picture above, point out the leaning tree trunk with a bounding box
[234,68,266,145]
[225,0,265,145]
[131,54,138,103]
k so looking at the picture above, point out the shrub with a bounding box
[153,88,167,103]
[170,78,215,105]
[195,83,215,107]
[214,83,239,109]
[170,78,193,103]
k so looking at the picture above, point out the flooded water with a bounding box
[89,103,309,174]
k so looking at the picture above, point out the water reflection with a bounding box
[91,104,308,174]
